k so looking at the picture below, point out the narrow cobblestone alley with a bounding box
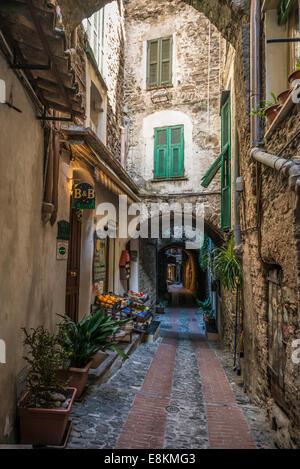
[68,308,275,450]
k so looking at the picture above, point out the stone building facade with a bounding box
[123,0,225,304]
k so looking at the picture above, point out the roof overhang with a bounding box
[0,0,84,117]
[62,126,141,203]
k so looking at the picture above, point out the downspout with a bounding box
[233,124,242,248]
[250,0,263,148]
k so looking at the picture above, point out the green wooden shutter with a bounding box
[147,40,159,87]
[169,126,184,177]
[160,37,172,85]
[154,128,168,178]
[221,96,231,232]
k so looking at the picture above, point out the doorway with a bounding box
[65,204,82,322]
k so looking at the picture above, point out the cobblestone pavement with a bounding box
[67,307,275,449]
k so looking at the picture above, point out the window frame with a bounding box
[146,36,173,89]
[83,7,105,75]
[153,125,184,180]
[220,96,231,232]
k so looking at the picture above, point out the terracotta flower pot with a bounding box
[156,306,165,314]
[288,69,300,88]
[57,360,93,398]
[277,89,291,106]
[265,104,282,129]
[18,387,76,446]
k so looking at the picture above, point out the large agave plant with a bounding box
[57,309,130,369]
[213,236,243,291]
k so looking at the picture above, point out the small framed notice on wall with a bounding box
[56,241,68,260]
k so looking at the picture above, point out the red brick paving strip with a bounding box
[206,405,257,449]
[116,339,177,449]
[189,311,257,449]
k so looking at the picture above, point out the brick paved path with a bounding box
[68,307,274,449]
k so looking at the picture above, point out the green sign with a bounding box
[72,183,95,209]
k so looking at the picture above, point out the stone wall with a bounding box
[124,0,224,204]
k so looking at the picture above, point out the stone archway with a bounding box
[58,0,249,47]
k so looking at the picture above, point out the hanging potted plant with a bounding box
[57,309,129,398]
[250,92,282,129]
[288,62,300,89]
[18,326,76,446]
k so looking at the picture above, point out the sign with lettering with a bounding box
[56,240,68,260]
[72,183,95,209]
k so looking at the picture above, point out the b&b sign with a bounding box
[72,183,95,209]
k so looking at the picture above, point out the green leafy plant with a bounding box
[57,309,130,369]
[199,236,210,272]
[22,326,68,408]
[213,236,243,291]
[157,301,165,308]
[296,62,300,70]
[196,297,211,311]
[196,298,215,320]
[250,92,279,119]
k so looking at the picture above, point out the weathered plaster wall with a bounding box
[0,54,71,443]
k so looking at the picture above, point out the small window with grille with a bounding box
[147,37,173,88]
[154,125,184,179]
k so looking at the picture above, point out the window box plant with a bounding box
[250,92,282,129]
[18,326,76,446]
[288,62,300,88]
[277,89,292,105]
[57,309,129,398]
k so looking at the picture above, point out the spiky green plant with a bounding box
[213,236,243,291]
[57,309,130,369]
[250,92,279,119]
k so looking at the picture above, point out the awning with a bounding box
[201,154,222,188]
[0,0,84,117]
[62,126,141,203]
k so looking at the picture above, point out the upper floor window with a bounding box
[154,125,184,179]
[147,37,173,88]
[83,7,105,75]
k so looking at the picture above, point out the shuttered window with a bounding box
[147,37,172,88]
[154,126,184,179]
[220,95,231,232]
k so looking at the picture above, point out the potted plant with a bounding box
[197,298,216,330]
[250,92,282,128]
[156,301,165,314]
[288,62,300,88]
[18,326,76,446]
[212,236,243,371]
[57,309,129,398]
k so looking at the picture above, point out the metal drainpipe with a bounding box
[233,125,242,247]
[250,0,263,148]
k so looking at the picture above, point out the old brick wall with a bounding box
[237,90,300,447]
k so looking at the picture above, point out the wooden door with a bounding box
[65,205,82,322]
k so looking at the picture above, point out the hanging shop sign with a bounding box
[56,240,68,260]
[57,220,70,240]
[72,183,95,209]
